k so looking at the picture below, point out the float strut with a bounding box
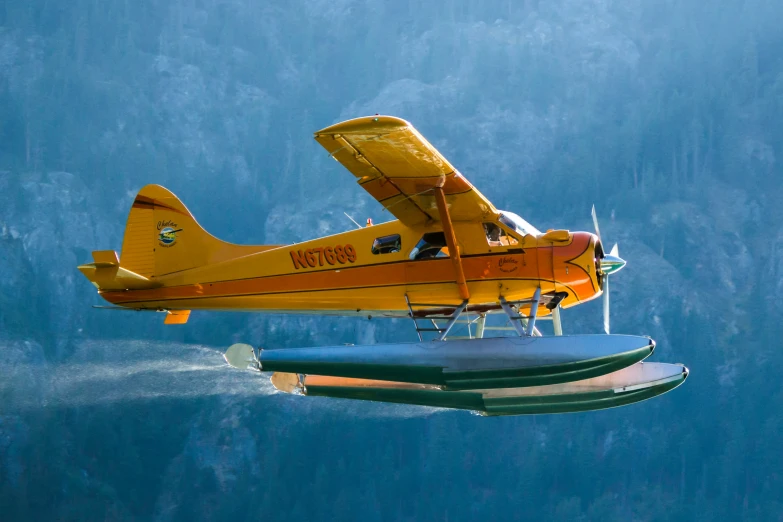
[526,287,542,337]
[552,305,563,336]
[499,296,528,337]
[475,313,486,339]
[436,300,469,341]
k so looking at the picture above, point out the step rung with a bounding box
[483,326,517,331]
[408,303,463,308]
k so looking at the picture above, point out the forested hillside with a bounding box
[2,1,782,520]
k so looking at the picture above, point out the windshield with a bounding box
[499,211,541,236]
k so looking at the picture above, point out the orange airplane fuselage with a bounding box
[84,188,603,318]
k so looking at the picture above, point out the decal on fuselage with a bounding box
[157,220,181,247]
[498,256,519,273]
[290,244,356,269]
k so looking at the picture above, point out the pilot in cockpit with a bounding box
[484,223,503,247]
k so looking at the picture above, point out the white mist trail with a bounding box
[1,340,441,418]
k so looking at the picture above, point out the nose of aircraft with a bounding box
[600,252,626,276]
[594,242,625,335]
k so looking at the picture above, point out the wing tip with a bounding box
[314,115,410,136]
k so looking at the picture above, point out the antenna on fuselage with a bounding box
[343,212,363,229]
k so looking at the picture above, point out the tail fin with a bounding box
[120,184,227,277]
[121,184,278,277]
[79,185,276,290]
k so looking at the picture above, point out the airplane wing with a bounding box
[314,116,499,227]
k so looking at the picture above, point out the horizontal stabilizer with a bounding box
[77,250,159,291]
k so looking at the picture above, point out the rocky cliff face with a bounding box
[2,0,782,520]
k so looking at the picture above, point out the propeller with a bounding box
[591,206,626,334]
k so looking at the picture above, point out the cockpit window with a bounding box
[499,211,541,236]
[483,223,519,247]
[409,232,448,260]
[371,234,401,255]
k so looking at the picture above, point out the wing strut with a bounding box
[433,186,470,301]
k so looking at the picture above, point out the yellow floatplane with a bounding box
[78,116,687,415]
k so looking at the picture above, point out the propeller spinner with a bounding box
[591,206,627,334]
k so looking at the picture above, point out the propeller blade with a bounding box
[592,207,620,334]
[591,205,602,242]
[602,276,610,334]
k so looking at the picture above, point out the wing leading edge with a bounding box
[314,115,499,227]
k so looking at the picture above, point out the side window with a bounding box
[409,232,448,260]
[483,223,519,247]
[371,234,401,255]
